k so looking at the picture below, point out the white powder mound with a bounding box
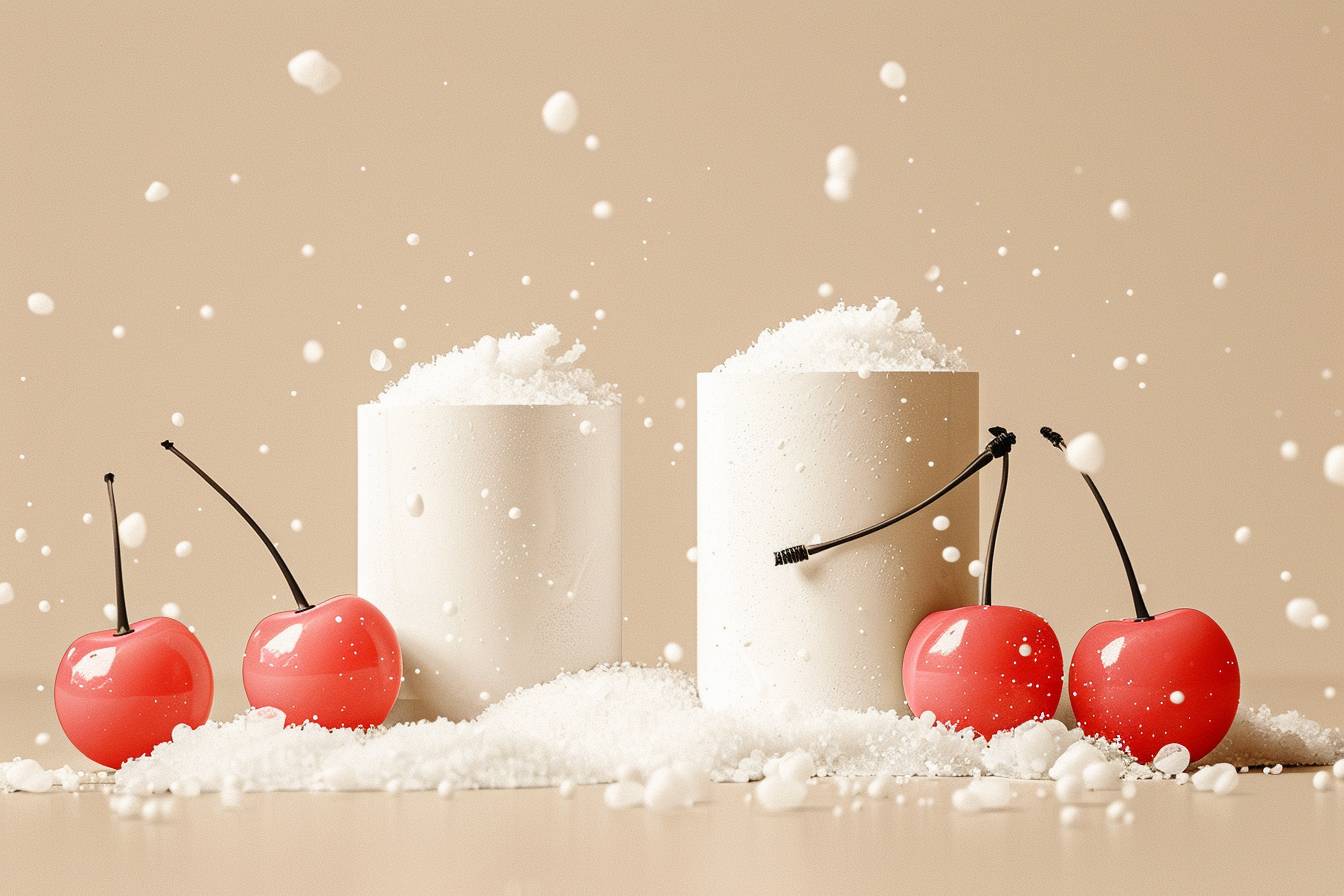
[1202,705,1344,767]
[715,299,967,374]
[374,324,619,407]
[101,666,1341,796]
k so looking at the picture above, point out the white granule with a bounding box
[714,299,966,373]
[374,324,618,407]
[1202,705,1344,767]
[144,181,170,203]
[1065,432,1105,475]
[542,91,578,134]
[287,50,341,95]
[117,512,147,549]
[26,292,55,316]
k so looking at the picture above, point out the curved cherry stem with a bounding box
[978,450,1010,607]
[1039,427,1152,621]
[104,474,134,636]
[774,427,1016,574]
[161,441,312,611]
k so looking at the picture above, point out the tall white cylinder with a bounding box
[357,403,621,721]
[697,372,979,712]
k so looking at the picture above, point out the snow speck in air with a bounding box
[1286,597,1319,629]
[118,512,147,550]
[1279,440,1299,461]
[1113,356,1129,371]
[405,233,420,247]
[174,541,192,559]
[287,50,342,95]
[161,602,181,619]
[592,200,612,220]
[1108,198,1131,221]
[370,349,392,373]
[0,582,13,606]
[818,282,834,298]
[941,546,961,563]
[144,181,170,203]
[303,340,324,364]
[879,61,907,90]
[406,494,425,518]
[301,244,315,258]
[1065,432,1104,475]
[1233,526,1251,545]
[199,305,215,320]
[1212,272,1228,289]
[585,134,600,151]
[1324,445,1344,486]
[27,293,54,316]
[542,91,578,133]
[662,643,684,664]
[932,515,950,531]
[508,506,522,520]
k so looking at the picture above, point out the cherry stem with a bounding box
[161,441,312,611]
[978,448,1010,607]
[104,474,134,636]
[1039,427,1153,621]
[774,427,1016,572]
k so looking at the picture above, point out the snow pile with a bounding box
[1202,705,1344,767]
[374,324,618,407]
[715,299,967,374]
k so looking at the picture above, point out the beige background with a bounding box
[2,1,1342,757]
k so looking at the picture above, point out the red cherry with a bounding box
[1069,608,1239,763]
[1040,428,1241,764]
[54,474,213,768]
[903,605,1063,735]
[163,441,402,728]
[56,616,213,768]
[244,595,400,728]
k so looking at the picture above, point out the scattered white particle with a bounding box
[594,308,606,321]
[662,643,684,664]
[824,175,852,202]
[287,50,342,95]
[102,603,116,622]
[35,731,50,746]
[14,528,27,543]
[1065,432,1104,475]
[111,324,126,339]
[170,411,185,428]
[303,340,324,364]
[685,546,698,563]
[370,349,392,372]
[1135,353,1149,365]
[1286,596,1319,628]
[643,416,654,429]
[879,61,907,90]
[1018,643,1032,657]
[1281,570,1293,583]
[1323,445,1344,485]
[301,244,315,258]
[161,602,181,619]
[1212,272,1228,289]
[827,145,857,179]
[674,397,686,410]
[82,513,93,525]
[1233,526,1251,545]
[229,173,241,185]
[1325,686,1337,699]
[996,245,1008,257]
[1334,758,1344,780]
[27,292,55,316]
[932,515,950,531]
[941,546,961,563]
[968,559,984,577]
[508,507,522,520]
[1170,690,1185,705]
[818,282,834,298]
[579,419,595,436]
[559,779,576,798]
[1108,198,1131,221]
[592,200,613,220]
[144,181,170,203]
[405,233,420,246]
[290,519,303,533]
[258,444,269,455]
[174,541,192,559]
[1280,440,1299,461]
[584,134,600,151]
[39,545,51,557]
[479,691,491,703]
[0,582,12,606]
[198,305,215,320]
[1312,770,1333,792]
[38,600,51,613]
[1113,356,1129,371]
[1311,613,1330,631]
[924,265,941,283]
[1031,267,1041,278]
[672,442,684,453]
[542,90,579,133]
[406,494,425,518]
[118,512,147,549]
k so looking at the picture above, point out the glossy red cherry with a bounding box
[1041,427,1240,763]
[163,441,401,728]
[54,474,213,768]
[1069,608,1239,763]
[244,595,401,728]
[903,605,1063,735]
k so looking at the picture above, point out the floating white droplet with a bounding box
[996,245,1008,257]
[111,324,126,339]
[827,145,857,179]
[643,416,654,429]
[578,419,594,436]
[823,174,852,202]
[118,512,147,549]
[301,244,315,258]
[594,308,606,321]
[591,200,612,220]
[369,349,391,372]
[0,582,13,606]
[924,265,940,283]
[303,340,324,363]
[161,602,181,619]
[102,603,116,622]
[405,233,420,246]
[82,513,93,525]
[932,515,950,531]
[169,411,185,428]
[1135,353,1149,365]
[1113,356,1129,371]
[1233,526,1251,545]
[1018,643,1032,657]
[406,494,425,517]
[27,292,55,316]
[818,282,834,298]
[1280,440,1299,461]
[258,444,269,455]
[1212,272,1228,289]
[289,519,302,533]
[1108,198,1131,221]
[287,50,342,95]
[38,600,51,613]
[584,134,600,151]
[685,546,698,563]
[662,642,683,664]
[542,90,579,133]
[198,305,215,320]
[1065,432,1104,475]
[144,181,170,203]
[1324,445,1344,485]
[879,61,907,90]
[1311,613,1330,631]
[941,546,961,563]
[672,442,684,453]
[1169,690,1185,705]
[1286,596,1319,628]
[1312,770,1333,792]
[174,541,192,558]
[392,337,407,350]
[508,506,522,520]
[15,528,28,543]
[967,559,984,577]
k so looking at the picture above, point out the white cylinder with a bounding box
[357,403,621,721]
[697,372,979,712]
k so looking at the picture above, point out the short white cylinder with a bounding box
[697,372,979,712]
[357,403,621,721]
